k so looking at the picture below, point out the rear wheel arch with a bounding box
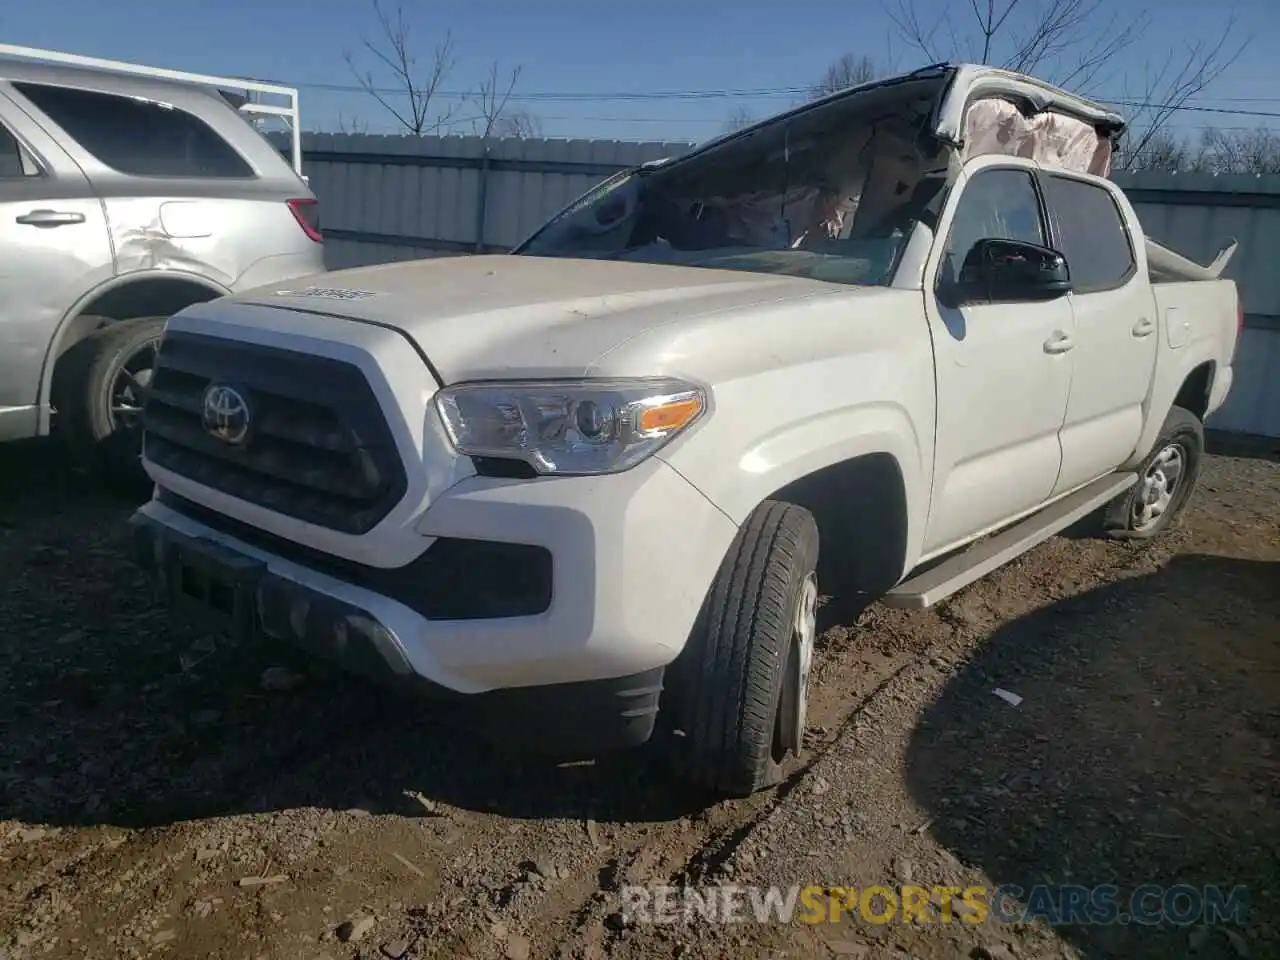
[43,272,229,407]
[1122,354,1218,472]
[1172,360,1216,421]
[42,273,228,492]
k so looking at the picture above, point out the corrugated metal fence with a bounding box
[1118,172,1280,440]
[284,133,692,268]
[275,132,1280,440]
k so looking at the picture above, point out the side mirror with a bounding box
[943,238,1072,306]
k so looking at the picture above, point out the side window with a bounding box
[1042,175,1135,293]
[939,168,1046,287]
[12,82,253,179]
[0,124,39,179]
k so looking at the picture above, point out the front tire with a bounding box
[52,317,165,497]
[1104,405,1204,540]
[669,500,820,798]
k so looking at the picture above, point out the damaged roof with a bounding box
[935,63,1127,142]
[685,62,1126,165]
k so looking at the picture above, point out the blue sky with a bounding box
[5,0,1278,144]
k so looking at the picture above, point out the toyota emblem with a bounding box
[201,383,252,445]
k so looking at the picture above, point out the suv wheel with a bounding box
[668,500,820,797]
[1104,405,1204,540]
[53,317,164,497]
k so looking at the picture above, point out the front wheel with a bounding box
[52,317,165,497]
[1104,405,1204,540]
[668,500,820,798]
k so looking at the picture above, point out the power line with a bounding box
[1110,99,1280,120]
[298,78,1280,121]
[296,80,814,102]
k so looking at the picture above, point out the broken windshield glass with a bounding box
[514,76,951,287]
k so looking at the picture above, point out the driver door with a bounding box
[920,162,1076,555]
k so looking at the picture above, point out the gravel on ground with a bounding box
[1,439,1276,960]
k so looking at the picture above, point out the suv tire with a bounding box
[53,317,164,498]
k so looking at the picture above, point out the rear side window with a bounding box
[0,125,39,178]
[12,82,254,179]
[1043,175,1135,293]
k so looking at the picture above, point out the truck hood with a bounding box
[232,254,842,383]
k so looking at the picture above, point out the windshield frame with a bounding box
[511,164,646,256]
[510,70,954,287]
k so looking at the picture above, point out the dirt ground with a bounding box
[1,438,1276,960]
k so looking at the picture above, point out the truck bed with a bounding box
[1146,236,1237,284]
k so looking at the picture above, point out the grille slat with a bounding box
[142,331,407,535]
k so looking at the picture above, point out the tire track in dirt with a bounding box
[503,615,952,958]
[553,506,1203,960]
[5,447,1274,960]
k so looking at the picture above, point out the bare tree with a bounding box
[1098,123,1280,174]
[722,104,757,133]
[1120,129,1189,173]
[1115,16,1246,168]
[884,0,1246,163]
[492,109,543,139]
[886,0,1144,90]
[722,52,882,135]
[1185,126,1280,174]
[807,53,881,101]
[343,0,462,136]
[471,62,542,139]
[334,112,370,135]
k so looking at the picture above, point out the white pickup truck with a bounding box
[129,64,1241,797]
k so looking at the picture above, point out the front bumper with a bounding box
[130,506,665,757]
[128,457,739,756]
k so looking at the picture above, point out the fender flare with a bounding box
[688,401,930,579]
[1121,351,1218,472]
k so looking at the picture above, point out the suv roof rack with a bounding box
[0,43,304,178]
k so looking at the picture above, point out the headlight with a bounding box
[434,378,707,475]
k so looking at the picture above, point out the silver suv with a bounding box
[0,45,326,490]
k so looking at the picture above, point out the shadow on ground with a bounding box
[1206,429,1280,463]
[0,440,710,831]
[904,551,1280,959]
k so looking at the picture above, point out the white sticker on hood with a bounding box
[274,286,380,301]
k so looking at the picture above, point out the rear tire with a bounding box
[668,500,820,798]
[1103,405,1204,540]
[52,317,165,498]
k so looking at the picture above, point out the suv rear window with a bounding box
[12,82,254,179]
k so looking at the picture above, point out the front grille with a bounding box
[142,330,407,534]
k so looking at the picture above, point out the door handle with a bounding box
[15,209,86,227]
[1043,331,1075,354]
[1131,317,1156,338]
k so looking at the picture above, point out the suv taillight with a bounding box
[287,198,322,243]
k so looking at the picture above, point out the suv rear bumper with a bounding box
[128,457,738,755]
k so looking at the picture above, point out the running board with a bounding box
[883,473,1138,610]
